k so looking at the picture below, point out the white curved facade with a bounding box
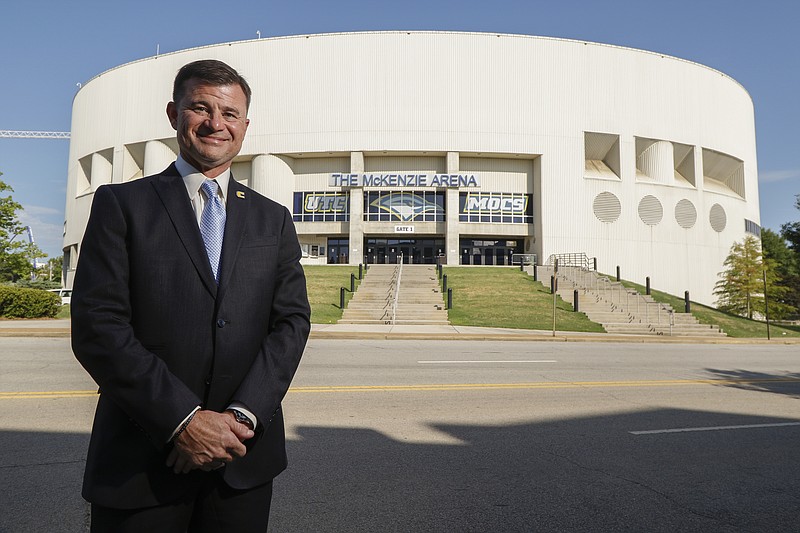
[63,31,760,306]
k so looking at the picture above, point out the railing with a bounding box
[391,254,403,325]
[546,264,676,333]
[545,252,595,270]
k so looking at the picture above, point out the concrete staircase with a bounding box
[532,265,726,337]
[339,264,449,325]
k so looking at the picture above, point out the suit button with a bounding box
[216,319,226,328]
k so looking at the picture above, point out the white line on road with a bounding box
[418,360,558,364]
[630,422,800,435]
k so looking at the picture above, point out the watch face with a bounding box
[232,410,253,428]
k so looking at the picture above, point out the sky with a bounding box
[1,0,798,258]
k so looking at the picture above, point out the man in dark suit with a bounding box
[71,59,310,532]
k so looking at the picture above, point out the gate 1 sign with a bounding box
[395,225,415,233]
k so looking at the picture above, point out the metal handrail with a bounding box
[545,252,595,271]
[549,264,677,334]
[391,254,403,325]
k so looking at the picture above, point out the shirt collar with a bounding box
[176,155,231,201]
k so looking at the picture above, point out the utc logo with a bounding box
[370,193,443,221]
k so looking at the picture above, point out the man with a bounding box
[72,59,310,531]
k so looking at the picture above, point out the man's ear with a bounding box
[166,102,178,130]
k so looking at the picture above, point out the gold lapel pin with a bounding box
[236,191,246,199]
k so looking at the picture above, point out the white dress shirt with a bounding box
[167,156,257,441]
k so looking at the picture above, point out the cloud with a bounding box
[22,204,62,217]
[17,207,64,258]
[759,169,800,183]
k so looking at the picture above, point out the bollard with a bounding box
[646,277,651,295]
[443,274,448,294]
[593,257,597,271]
[359,263,363,280]
[350,273,355,292]
[340,287,345,309]
[573,289,579,312]
[520,263,524,272]
[533,264,537,282]
[616,266,621,282]
[438,264,442,279]
[447,288,453,310]
[684,291,691,313]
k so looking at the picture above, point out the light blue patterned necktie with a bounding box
[199,180,226,282]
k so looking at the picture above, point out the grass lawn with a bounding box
[304,265,361,323]
[47,268,361,324]
[443,267,605,332]
[617,278,800,338]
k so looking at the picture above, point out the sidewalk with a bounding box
[1,318,797,344]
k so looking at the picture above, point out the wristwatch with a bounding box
[230,409,255,430]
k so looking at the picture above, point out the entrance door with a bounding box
[472,248,481,265]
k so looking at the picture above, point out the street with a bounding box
[2,338,799,531]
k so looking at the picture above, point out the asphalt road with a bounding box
[1,338,799,532]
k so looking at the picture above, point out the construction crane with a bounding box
[0,130,70,139]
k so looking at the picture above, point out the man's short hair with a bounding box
[173,59,252,110]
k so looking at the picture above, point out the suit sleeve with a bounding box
[232,205,311,427]
[71,185,201,446]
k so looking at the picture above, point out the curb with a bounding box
[1,327,798,345]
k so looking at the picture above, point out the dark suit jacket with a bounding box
[71,164,310,509]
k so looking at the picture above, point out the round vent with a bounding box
[675,199,697,229]
[638,195,663,226]
[593,192,621,223]
[709,203,727,232]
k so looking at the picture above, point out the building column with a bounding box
[143,140,176,176]
[637,140,673,184]
[348,151,365,265]
[252,154,294,210]
[445,151,460,265]
[90,151,113,190]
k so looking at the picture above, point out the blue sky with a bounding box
[1,0,798,257]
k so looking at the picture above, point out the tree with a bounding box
[761,228,800,318]
[777,193,800,319]
[780,193,800,261]
[48,255,63,283]
[0,173,45,282]
[714,234,795,319]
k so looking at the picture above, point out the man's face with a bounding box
[167,79,250,177]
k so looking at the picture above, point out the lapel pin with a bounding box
[236,191,246,199]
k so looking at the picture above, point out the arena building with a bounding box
[62,31,761,306]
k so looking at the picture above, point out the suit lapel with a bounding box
[150,165,218,297]
[216,179,249,299]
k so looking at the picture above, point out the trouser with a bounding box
[90,473,273,533]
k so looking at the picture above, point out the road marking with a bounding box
[0,390,97,400]
[2,377,799,399]
[630,422,800,435]
[288,377,800,394]
[417,360,558,364]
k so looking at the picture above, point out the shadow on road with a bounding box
[0,430,89,533]
[271,409,800,532]
[704,368,800,399]
[4,408,800,532]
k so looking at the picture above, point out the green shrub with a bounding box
[0,286,61,318]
